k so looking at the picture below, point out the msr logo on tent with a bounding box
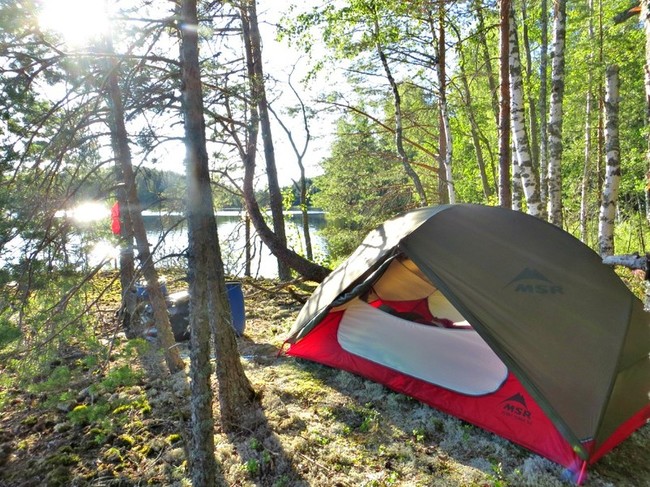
[500,393,533,425]
[506,268,563,295]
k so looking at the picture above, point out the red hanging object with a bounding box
[111,202,121,235]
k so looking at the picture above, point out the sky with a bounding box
[36,0,336,188]
[138,1,337,188]
[254,2,335,186]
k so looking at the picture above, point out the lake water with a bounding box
[141,210,327,278]
[1,208,327,279]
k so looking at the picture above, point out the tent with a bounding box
[283,204,649,482]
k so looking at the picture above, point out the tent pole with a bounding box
[576,460,588,485]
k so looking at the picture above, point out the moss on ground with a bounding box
[0,274,647,486]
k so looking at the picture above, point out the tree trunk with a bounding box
[373,14,428,206]
[105,49,184,376]
[456,36,492,200]
[509,3,542,217]
[642,0,650,225]
[498,0,512,208]
[581,89,594,243]
[238,1,330,283]
[436,1,455,204]
[265,75,315,261]
[547,0,567,227]
[180,2,256,477]
[539,0,549,217]
[114,172,137,335]
[245,214,252,277]
[512,144,523,212]
[300,188,313,261]
[240,0,290,280]
[598,66,621,257]
[580,0,596,244]
[474,0,500,128]
[520,0,540,171]
[241,153,330,282]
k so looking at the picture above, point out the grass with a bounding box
[0,273,648,486]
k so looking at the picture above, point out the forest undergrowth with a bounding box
[0,272,648,487]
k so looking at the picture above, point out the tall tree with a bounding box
[643,0,650,225]
[113,171,137,334]
[498,0,511,208]
[432,0,455,204]
[454,24,493,200]
[179,1,256,482]
[598,65,621,257]
[508,2,542,217]
[267,70,315,261]
[547,0,567,227]
[519,0,539,171]
[104,44,185,374]
[474,0,500,128]
[538,0,549,216]
[580,0,596,243]
[239,0,291,280]
[234,2,331,283]
[373,3,428,206]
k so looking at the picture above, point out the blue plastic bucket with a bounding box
[136,281,168,300]
[226,281,246,336]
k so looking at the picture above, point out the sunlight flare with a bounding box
[67,202,110,223]
[38,0,110,46]
[89,240,120,266]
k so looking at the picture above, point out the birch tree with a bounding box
[512,143,523,211]
[508,3,542,217]
[547,0,567,227]
[498,0,512,208]
[539,0,549,215]
[519,0,539,170]
[598,66,621,257]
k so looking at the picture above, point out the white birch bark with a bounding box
[498,0,512,208]
[509,4,542,217]
[512,145,523,212]
[539,0,549,216]
[547,0,566,227]
[441,102,456,204]
[598,65,621,257]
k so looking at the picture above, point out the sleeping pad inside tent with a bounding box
[283,204,650,483]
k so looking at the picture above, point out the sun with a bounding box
[38,0,111,46]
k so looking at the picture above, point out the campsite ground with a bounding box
[0,274,648,486]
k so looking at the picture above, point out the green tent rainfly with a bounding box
[284,204,650,483]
